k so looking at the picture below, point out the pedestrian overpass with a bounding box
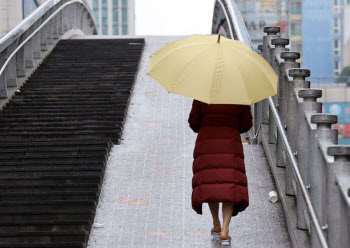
[0,0,349,247]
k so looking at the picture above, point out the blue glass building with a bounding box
[302,0,345,83]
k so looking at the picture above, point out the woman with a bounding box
[188,99,253,245]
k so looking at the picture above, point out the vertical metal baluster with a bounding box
[277,52,300,168]
[285,68,310,196]
[269,38,289,144]
[326,146,350,248]
[297,89,322,230]
[262,27,280,125]
[309,114,338,248]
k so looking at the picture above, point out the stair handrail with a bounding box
[213,1,329,247]
[0,0,96,53]
[0,0,90,78]
[0,0,96,102]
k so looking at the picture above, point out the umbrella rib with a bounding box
[149,43,210,73]
[170,45,215,94]
[226,45,277,92]
[209,43,224,103]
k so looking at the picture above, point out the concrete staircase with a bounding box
[0,39,144,247]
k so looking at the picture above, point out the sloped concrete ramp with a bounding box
[87,36,292,248]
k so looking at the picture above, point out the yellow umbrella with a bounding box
[147,34,278,105]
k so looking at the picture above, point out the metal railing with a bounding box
[213,1,350,248]
[0,0,96,102]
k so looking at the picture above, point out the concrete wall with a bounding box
[0,0,23,37]
[313,85,350,102]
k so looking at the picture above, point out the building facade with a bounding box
[302,0,346,83]
[87,0,135,35]
[344,0,350,68]
[0,0,44,38]
[235,0,290,50]
[290,0,302,60]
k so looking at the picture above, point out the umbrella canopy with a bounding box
[147,34,278,105]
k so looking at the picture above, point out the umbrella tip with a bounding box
[217,34,221,43]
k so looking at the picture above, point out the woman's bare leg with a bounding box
[208,202,221,232]
[221,202,234,240]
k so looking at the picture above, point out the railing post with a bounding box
[16,36,26,77]
[268,38,289,144]
[47,10,55,45]
[6,43,18,87]
[32,20,42,60]
[285,68,310,196]
[262,27,280,125]
[24,32,34,68]
[326,146,350,248]
[309,114,338,248]
[40,18,49,52]
[0,50,8,98]
[296,89,322,230]
[57,11,64,35]
[276,52,300,168]
[52,15,59,40]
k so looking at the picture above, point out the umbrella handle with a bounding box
[217,34,221,43]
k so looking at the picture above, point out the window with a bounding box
[122,25,128,35]
[334,0,341,12]
[334,61,341,76]
[122,8,128,24]
[334,40,339,49]
[334,18,340,34]
[102,25,108,35]
[113,12,119,23]
[23,0,38,18]
[291,21,302,36]
[334,40,341,56]
[122,0,128,7]
[113,26,119,35]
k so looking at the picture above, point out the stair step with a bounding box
[0,38,144,245]
[0,220,91,233]
[0,175,101,185]
[0,200,96,211]
[0,191,97,201]
[0,209,93,221]
[0,184,100,193]
[0,231,87,244]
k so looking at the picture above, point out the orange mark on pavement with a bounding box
[185,140,195,143]
[141,122,160,126]
[117,198,138,203]
[162,104,176,107]
[262,154,266,158]
[184,232,208,236]
[128,201,149,205]
[146,232,170,236]
[154,172,174,175]
[145,91,163,94]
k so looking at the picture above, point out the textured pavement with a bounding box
[86,36,292,248]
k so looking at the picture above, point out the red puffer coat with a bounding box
[188,99,253,217]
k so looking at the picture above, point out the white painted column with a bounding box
[127,0,135,35]
[98,0,102,34]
